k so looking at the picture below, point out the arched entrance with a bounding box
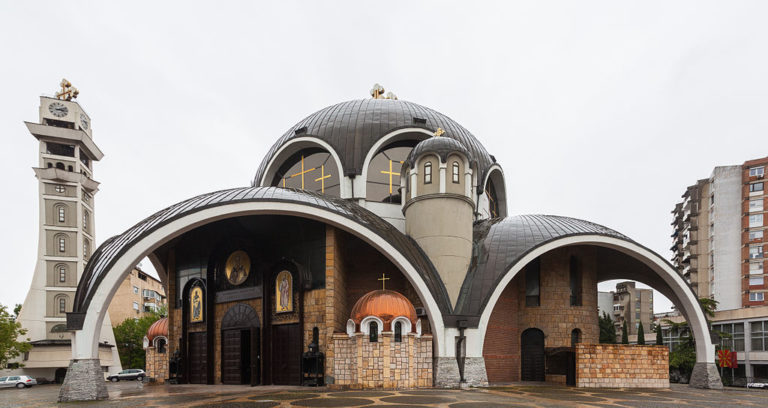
[221,303,260,385]
[55,368,67,384]
[521,328,545,381]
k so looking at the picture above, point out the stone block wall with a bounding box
[576,344,669,388]
[303,289,326,351]
[145,347,169,383]
[332,332,433,389]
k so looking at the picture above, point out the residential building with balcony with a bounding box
[107,267,167,324]
[612,281,654,338]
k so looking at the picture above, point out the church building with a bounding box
[60,84,722,401]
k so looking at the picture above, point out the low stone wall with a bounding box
[145,347,168,384]
[331,332,432,389]
[576,344,669,388]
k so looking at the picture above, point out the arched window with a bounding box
[57,236,66,253]
[485,180,499,218]
[369,321,378,343]
[571,329,582,347]
[58,296,67,313]
[424,161,432,184]
[57,206,65,223]
[47,162,53,168]
[366,141,417,203]
[569,256,582,306]
[525,257,541,307]
[83,211,88,231]
[67,165,73,172]
[58,265,66,283]
[270,148,339,196]
[452,161,460,184]
[83,240,89,258]
[156,338,167,354]
[56,162,65,170]
[394,321,402,342]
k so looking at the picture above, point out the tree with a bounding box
[598,312,616,344]
[13,304,21,319]
[662,298,719,383]
[637,321,645,345]
[113,312,163,370]
[0,303,31,368]
[621,321,629,344]
[655,324,663,345]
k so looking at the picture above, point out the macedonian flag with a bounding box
[717,349,738,368]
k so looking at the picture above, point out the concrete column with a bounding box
[689,362,724,389]
[434,356,488,388]
[57,359,108,402]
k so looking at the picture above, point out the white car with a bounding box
[0,376,37,388]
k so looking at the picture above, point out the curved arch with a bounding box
[221,303,260,329]
[54,263,68,283]
[477,234,715,367]
[54,293,69,316]
[359,128,432,199]
[480,164,507,218]
[257,137,347,197]
[69,194,447,361]
[391,316,413,334]
[360,316,384,337]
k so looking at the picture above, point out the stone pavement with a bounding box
[0,382,766,407]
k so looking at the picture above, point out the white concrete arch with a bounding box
[358,128,433,200]
[70,201,447,362]
[469,235,715,368]
[258,137,350,198]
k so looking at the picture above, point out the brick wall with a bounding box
[483,278,520,383]
[576,344,669,388]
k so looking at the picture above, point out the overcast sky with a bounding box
[2,1,767,314]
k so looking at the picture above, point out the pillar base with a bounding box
[58,359,109,402]
[689,362,723,389]
[434,357,488,388]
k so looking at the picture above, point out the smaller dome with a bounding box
[146,317,168,343]
[406,136,472,167]
[351,290,418,331]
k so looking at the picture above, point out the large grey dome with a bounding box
[253,99,496,187]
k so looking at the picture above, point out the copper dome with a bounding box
[350,290,418,331]
[146,317,168,342]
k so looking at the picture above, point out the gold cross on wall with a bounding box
[380,160,403,194]
[315,164,331,193]
[289,155,316,189]
[378,273,390,290]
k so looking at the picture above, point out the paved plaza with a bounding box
[0,383,766,407]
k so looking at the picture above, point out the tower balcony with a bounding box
[33,167,100,193]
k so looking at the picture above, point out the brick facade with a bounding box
[145,346,169,383]
[576,344,669,388]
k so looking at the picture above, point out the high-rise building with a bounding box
[612,281,654,337]
[107,267,167,325]
[12,81,121,382]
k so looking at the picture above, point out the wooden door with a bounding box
[271,324,301,385]
[188,332,208,384]
[221,329,242,384]
[521,328,545,381]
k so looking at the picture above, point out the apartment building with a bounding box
[612,281,654,337]
[107,267,167,325]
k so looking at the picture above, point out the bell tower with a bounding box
[14,80,121,380]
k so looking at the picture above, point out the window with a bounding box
[270,148,340,197]
[59,266,66,282]
[423,161,432,184]
[752,321,768,351]
[750,214,764,228]
[571,329,581,347]
[58,206,65,223]
[750,166,765,177]
[365,142,415,204]
[394,321,402,342]
[749,246,764,259]
[750,275,764,286]
[452,162,460,184]
[751,262,764,275]
[750,200,764,212]
[525,258,541,307]
[156,338,167,354]
[750,230,764,241]
[58,236,66,253]
[569,256,581,306]
[83,241,89,258]
[59,297,66,313]
[369,321,378,343]
[55,185,65,193]
[132,301,139,311]
[83,212,88,231]
[82,193,90,203]
[750,292,765,302]
[133,286,139,294]
[751,182,764,193]
[713,323,745,351]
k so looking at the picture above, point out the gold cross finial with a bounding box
[370,83,397,100]
[434,127,445,137]
[55,78,79,101]
[378,273,390,290]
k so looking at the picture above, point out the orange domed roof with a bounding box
[351,290,417,331]
[146,317,168,342]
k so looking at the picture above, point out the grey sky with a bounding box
[2,1,767,314]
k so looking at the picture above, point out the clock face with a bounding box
[80,114,89,130]
[48,102,68,118]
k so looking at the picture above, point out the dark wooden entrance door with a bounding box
[222,329,252,384]
[271,323,301,385]
[188,332,208,384]
[521,328,545,381]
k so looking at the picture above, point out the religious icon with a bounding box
[275,270,293,313]
[190,286,204,323]
[225,250,250,286]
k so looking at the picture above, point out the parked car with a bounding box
[106,369,145,382]
[0,376,37,388]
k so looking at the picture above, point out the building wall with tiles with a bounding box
[331,332,433,389]
[145,346,169,383]
[576,344,669,388]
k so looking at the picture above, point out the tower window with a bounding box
[84,241,89,258]
[394,321,402,342]
[55,185,65,193]
[452,162,460,184]
[59,297,66,313]
[525,258,541,307]
[369,321,378,343]
[424,161,432,184]
[59,266,66,282]
[67,165,73,172]
[58,207,65,223]
[83,212,88,231]
[58,237,66,253]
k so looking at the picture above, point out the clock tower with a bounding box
[13,80,122,382]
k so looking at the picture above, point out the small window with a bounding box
[749,230,764,241]
[369,321,378,343]
[83,212,88,231]
[571,329,581,347]
[56,162,65,170]
[452,162,460,184]
[525,258,541,307]
[58,237,66,253]
[59,266,66,282]
[749,292,765,302]
[55,185,65,193]
[394,321,402,342]
[67,165,73,172]
[750,166,765,177]
[749,246,764,259]
[157,338,167,354]
[83,241,89,258]
[750,214,764,228]
[424,161,432,184]
[750,182,764,192]
[749,275,764,286]
[133,286,139,294]
[58,206,65,223]
[569,256,582,306]
[133,301,139,310]
[59,297,66,313]
[750,200,764,212]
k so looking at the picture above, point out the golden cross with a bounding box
[380,160,402,194]
[378,273,390,290]
[55,78,79,101]
[434,127,445,137]
[289,155,316,189]
[315,164,331,193]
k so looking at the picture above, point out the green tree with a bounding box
[662,298,719,382]
[598,312,616,344]
[0,303,31,368]
[637,321,645,345]
[621,321,629,344]
[655,324,663,345]
[13,304,22,319]
[113,312,163,370]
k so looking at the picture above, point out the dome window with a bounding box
[452,162,460,184]
[367,142,417,204]
[394,321,402,342]
[270,148,339,197]
[424,161,432,184]
[369,321,378,343]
